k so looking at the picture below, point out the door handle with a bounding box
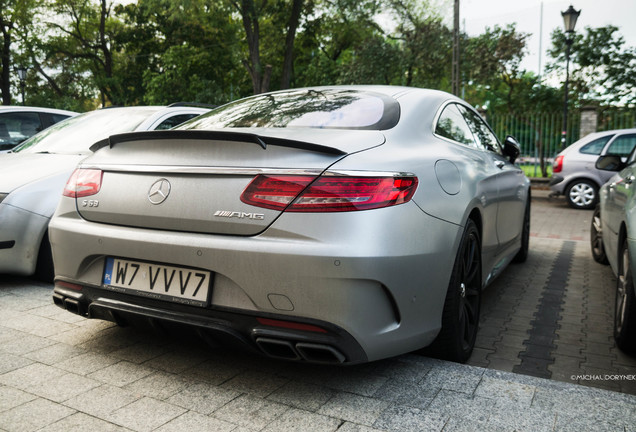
[495,161,505,169]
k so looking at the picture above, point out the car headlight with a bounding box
[0,193,8,204]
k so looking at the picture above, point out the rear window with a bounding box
[180,89,400,131]
[579,135,613,155]
[14,107,163,155]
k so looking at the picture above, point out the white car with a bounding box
[0,105,210,280]
[0,106,78,152]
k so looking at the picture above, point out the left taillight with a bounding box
[241,174,418,212]
[63,169,103,198]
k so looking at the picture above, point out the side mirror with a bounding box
[596,154,626,172]
[503,135,520,164]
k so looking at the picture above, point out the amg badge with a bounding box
[214,210,265,220]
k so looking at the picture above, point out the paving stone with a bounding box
[0,386,37,413]
[214,394,290,430]
[317,393,390,427]
[63,384,142,418]
[0,398,75,432]
[107,397,187,432]
[372,380,438,409]
[23,343,86,365]
[267,380,335,412]
[474,375,536,406]
[54,352,120,375]
[220,370,290,398]
[166,382,241,415]
[124,371,192,400]
[155,412,235,432]
[38,412,129,432]
[88,361,155,387]
[373,405,448,432]
[261,407,342,432]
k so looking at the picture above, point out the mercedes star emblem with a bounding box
[148,179,171,205]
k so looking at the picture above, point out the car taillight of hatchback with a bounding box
[553,155,564,173]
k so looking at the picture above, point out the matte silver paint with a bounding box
[49,86,530,362]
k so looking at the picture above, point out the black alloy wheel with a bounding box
[590,205,608,264]
[427,219,482,363]
[615,240,636,354]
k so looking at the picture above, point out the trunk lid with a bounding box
[75,129,384,236]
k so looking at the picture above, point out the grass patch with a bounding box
[519,164,552,178]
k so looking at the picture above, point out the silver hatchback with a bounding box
[550,128,636,209]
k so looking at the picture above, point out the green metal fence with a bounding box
[486,109,636,177]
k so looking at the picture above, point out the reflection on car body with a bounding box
[50,86,530,364]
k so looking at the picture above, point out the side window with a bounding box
[50,114,72,125]
[153,113,200,130]
[459,106,502,155]
[434,104,475,147]
[606,134,636,157]
[0,112,43,150]
[579,135,613,155]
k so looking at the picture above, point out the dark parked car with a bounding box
[50,86,530,364]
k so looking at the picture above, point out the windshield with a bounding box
[13,107,164,155]
[179,88,400,131]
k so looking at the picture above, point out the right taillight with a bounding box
[241,174,418,212]
[553,155,564,173]
[63,169,103,198]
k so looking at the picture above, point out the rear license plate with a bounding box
[103,257,211,307]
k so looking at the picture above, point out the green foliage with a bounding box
[547,25,636,105]
[2,0,633,114]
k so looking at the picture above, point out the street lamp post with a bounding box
[16,67,27,106]
[560,5,580,150]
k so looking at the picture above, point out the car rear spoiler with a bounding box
[89,130,348,156]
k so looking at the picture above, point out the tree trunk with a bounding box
[237,0,265,94]
[0,21,12,105]
[280,0,303,89]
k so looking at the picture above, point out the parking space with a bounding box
[1,192,636,431]
[467,192,636,395]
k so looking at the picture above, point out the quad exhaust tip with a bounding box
[255,337,346,364]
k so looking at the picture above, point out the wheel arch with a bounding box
[467,208,483,240]
[565,176,601,192]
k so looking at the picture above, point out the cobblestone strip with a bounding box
[513,241,575,378]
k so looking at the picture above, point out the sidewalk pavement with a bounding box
[1,190,636,432]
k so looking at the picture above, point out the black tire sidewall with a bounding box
[615,240,636,355]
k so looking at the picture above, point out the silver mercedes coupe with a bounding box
[50,86,530,364]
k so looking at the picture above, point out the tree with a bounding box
[44,0,121,106]
[547,25,636,106]
[117,0,243,105]
[463,24,528,113]
[0,0,41,105]
[384,0,451,89]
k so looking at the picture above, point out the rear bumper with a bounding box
[53,282,366,364]
[49,198,462,363]
[549,175,565,193]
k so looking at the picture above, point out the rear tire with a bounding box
[590,205,608,264]
[34,233,54,283]
[565,179,598,210]
[615,239,636,355]
[513,192,530,263]
[426,219,482,363]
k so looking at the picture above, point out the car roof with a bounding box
[0,106,78,116]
